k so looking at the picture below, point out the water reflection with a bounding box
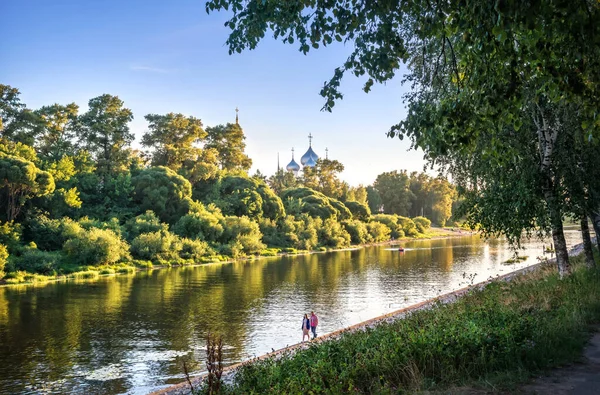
[0,232,584,394]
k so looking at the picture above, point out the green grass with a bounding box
[198,252,600,394]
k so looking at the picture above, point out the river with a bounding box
[0,230,584,394]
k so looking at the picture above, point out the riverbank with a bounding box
[154,242,599,395]
[0,227,462,288]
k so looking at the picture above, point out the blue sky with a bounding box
[1,0,428,186]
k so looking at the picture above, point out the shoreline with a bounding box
[150,239,586,395]
[0,227,466,289]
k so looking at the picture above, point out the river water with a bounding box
[0,231,584,394]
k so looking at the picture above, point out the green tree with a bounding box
[78,94,134,184]
[205,123,252,171]
[366,186,382,214]
[0,141,55,221]
[303,158,348,199]
[373,171,414,216]
[206,1,600,277]
[131,166,193,224]
[0,85,38,145]
[142,113,207,170]
[33,103,79,161]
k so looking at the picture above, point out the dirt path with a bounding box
[518,330,600,395]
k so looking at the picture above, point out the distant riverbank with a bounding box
[154,241,598,395]
[0,227,464,288]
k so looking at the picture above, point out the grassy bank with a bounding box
[198,252,600,394]
[0,227,457,287]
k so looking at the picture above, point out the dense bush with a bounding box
[295,215,319,251]
[317,218,351,248]
[281,188,338,219]
[63,228,130,266]
[344,200,371,221]
[13,247,62,275]
[397,216,418,237]
[0,244,7,279]
[342,220,372,245]
[79,217,124,237]
[219,216,265,257]
[372,214,402,239]
[124,211,169,240]
[329,198,352,220]
[413,216,432,233]
[131,166,193,224]
[213,175,285,220]
[24,215,83,251]
[367,221,392,242]
[173,203,224,242]
[179,238,209,261]
[130,230,182,263]
[0,221,21,251]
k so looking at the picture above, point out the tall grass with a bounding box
[201,253,600,393]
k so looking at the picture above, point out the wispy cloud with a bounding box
[129,65,173,73]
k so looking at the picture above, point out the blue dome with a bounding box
[304,156,317,168]
[300,146,318,165]
[286,158,300,172]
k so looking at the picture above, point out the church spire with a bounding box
[235,107,239,125]
[277,152,280,171]
[308,133,313,147]
[325,147,329,159]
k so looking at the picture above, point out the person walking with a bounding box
[310,311,318,339]
[301,313,311,342]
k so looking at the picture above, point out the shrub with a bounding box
[131,166,193,224]
[367,221,391,242]
[63,228,130,266]
[343,220,372,245]
[124,211,169,240]
[173,203,224,242]
[0,244,7,279]
[397,216,418,237]
[79,217,123,237]
[23,215,83,251]
[413,216,432,233]
[295,215,319,251]
[13,247,62,275]
[130,230,182,262]
[0,221,21,251]
[344,200,371,221]
[281,187,338,219]
[372,214,402,238]
[179,238,208,261]
[219,216,265,256]
[317,218,351,248]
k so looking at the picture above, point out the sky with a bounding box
[1,0,429,186]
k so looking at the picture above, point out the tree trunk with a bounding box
[581,216,596,268]
[590,210,600,249]
[544,185,570,278]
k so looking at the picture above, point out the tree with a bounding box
[0,141,55,221]
[142,113,207,170]
[366,186,382,214]
[33,103,79,162]
[302,158,348,199]
[206,1,600,277]
[78,94,134,185]
[131,166,193,224]
[211,175,285,221]
[205,123,252,171]
[372,171,414,216]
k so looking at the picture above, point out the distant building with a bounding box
[286,133,320,174]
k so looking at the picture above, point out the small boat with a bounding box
[397,247,405,252]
